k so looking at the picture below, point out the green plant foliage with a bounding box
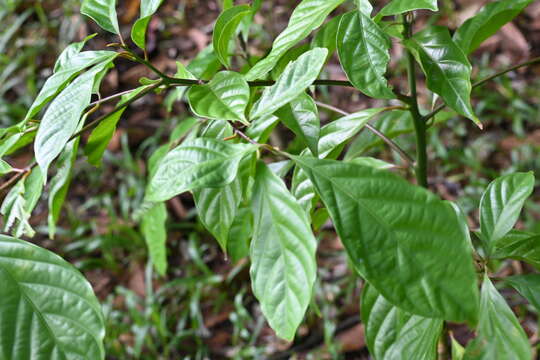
[292,157,479,321]
[454,0,534,54]
[505,274,540,313]
[275,93,320,156]
[188,71,250,125]
[405,26,479,126]
[479,172,535,255]
[146,138,256,202]
[35,60,114,176]
[213,5,251,68]
[361,283,442,360]
[81,0,120,34]
[131,0,165,50]
[337,11,394,99]
[378,0,438,17]
[141,202,168,276]
[245,0,344,80]
[24,51,117,125]
[0,235,105,359]
[472,276,532,359]
[250,162,317,341]
[250,47,328,119]
[492,231,540,269]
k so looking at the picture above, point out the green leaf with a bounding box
[311,14,343,59]
[0,159,12,175]
[35,60,114,176]
[141,202,168,276]
[475,276,532,360]
[25,51,117,124]
[451,335,466,360]
[454,0,534,54]
[292,157,479,322]
[188,71,250,124]
[355,0,373,16]
[245,113,279,143]
[361,283,442,360]
[275,93,320,156]
[245,0,344,80]
[131,0,165,50]
[337,11,394,99]
[479,172,535,254]
[250,161,317,341]
[85,85,148,166]
[505,274,540,313]
[194,177,242,252]
[81,0,120,34]
[291,155,318,215]
[54,34,97,73]
[318,108,386,158]
[213,5,251,68]
[405,26,479,126]
[250,47,328,119]
[146,138,255,202]
[1,169,44,238]
[492,231,540,269]
[227,207,252,262]
[378,0,438,18]
[48,137,79,239]
[0,235,105,359]
[349,157,395,170]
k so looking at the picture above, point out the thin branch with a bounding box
[167,77,355,88]
[422,56,540,123]
[89,88,138,108]
[315,101,415,166]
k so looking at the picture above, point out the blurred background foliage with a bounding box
[1,0,540,358]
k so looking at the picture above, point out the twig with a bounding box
[315,101,415,166]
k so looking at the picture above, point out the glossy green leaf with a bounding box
[505,274,540,313]
[275,93,320,156]
[48,137,79,239]
[213,5,251,68]
[479,172,535,254]
[349,157,395,170]
[35,60,114,176]
[1,168,43,238]
[337,11,394,99]
[141,202,168,276]
[54,34,97,73]
[405,26,479,125]
[378,0,438,17]
[361,283,442,360]
[0,159,12,175]
[250,47,328,119]
[250,161,317,341]
[355,0,373,16]
[245,113,279,143]
[81,0,119,34]
[25,51,117,124]
[85,85,148,166]
[194,177,242,251]
[292,157,479,322]
[454,0,534,54]
[311,14,342,59]
[319,108,386,158]
[188,71,250,124]
[227,207,252,262]
[451,335,466,360]
[245,0,344,80]
[475,276,532,360]
[0,235,105,359]
[131,0,165,50]
[146,138,255,202]
[492,231,540,269]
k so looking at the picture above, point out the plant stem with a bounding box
[403,13,428,188]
